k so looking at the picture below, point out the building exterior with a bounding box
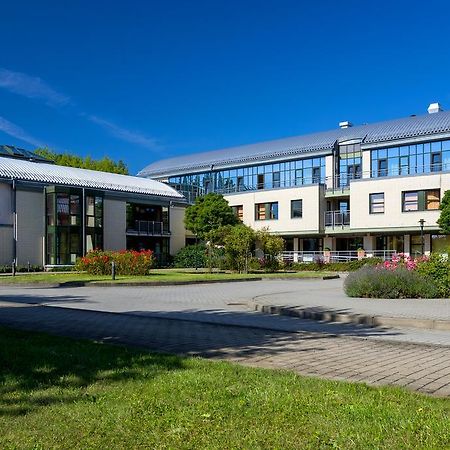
[139,104,450,258]
[0,146,186,267]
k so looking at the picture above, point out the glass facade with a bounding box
[46,188,103,265]
[338,143,362,187]
[168,156,326,200]
[371,138,450,178]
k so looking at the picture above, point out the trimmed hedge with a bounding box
[344,266,439,299]
[75,249,154,275]
[173,244,207,268]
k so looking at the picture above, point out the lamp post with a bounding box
[419,218,425,256]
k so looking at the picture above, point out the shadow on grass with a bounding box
[0,326,185,417]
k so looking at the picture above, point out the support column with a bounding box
[363,235,376,256]
[404,234,411,256]
[323,236,334,251]
[293,237,299,262]
[424,234,431,255]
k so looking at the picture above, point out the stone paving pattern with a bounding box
[1,299,450,397]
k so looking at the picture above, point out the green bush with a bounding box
[344,266,439,299]
[173,244,207,268]
[417,253,450,297]
[75,249,154,276]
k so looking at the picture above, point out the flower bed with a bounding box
[75,249,154,276]
[344,253,447,299]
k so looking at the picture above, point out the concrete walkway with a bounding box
[1,299,450,397]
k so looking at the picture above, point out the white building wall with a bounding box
[0,183,13,264]
[103,198,126,251]
[350,173,448,232]
[225,185,323,235]
[170,206,186,255]
[16,189,44,266]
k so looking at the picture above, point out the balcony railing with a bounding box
[325,210,350,228]
[281,250,398,263]
[126,220,169,236]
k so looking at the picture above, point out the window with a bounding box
[402,189,440,212]
[431,152,442,172]
[369,193,385,214]
[255,202,278,220]
[232,205,244,220]
[291,200,303,218]
[378,159,388,176]
[403,192,419,211]
[272,172,280,188]
[257,174,265,189]
[426,190,440,210]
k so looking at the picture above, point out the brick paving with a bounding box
[1,300,450,397]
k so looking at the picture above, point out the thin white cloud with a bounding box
[0,68,70,106]
[0,116,46,147]
[0,68,162,151]
[87,115,161,150]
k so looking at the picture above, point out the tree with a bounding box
[184,193,239,239]
[223,224,255,273]
[255,227,285,272]
[34,148,129,175]
[438,190,450,234]
[184,193,239,272]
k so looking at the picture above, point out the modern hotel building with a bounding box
[140,104,450,258]
[0,146,186,267]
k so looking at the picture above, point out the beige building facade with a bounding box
[140,105,450,258]
[0,146,186,267]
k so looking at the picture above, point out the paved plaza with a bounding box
[1,278,450,396]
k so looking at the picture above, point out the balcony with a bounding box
[126,220,170,236]
[325,210,350,229]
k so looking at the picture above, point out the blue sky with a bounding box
[1,0,450,174]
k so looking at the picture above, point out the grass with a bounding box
[0,327,449,449]
[0,269,329,285]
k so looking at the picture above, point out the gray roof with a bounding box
[139,111,450,177]
[0,156,184,199]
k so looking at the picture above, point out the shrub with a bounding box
[417,253,450,297]
[344,266,439,299]
[75,249,154,276]
[173,244,207,268]
[223,224,255,273]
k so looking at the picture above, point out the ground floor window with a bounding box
[303,238,323,252]
[126,236,170,266]
[335,237,363,251]
[376,235,404,253]
[431,234,450,253]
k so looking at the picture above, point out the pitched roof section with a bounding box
[0,156,184,199]
[139,111,450,177]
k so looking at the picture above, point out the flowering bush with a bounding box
[344,266,439,299]
[380,253,428,271]
[75,249,154,275]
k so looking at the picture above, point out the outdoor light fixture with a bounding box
[419,218,426,255]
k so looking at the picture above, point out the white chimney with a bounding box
[339,121,353,129]
[428,102,443,114]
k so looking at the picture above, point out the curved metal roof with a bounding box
[0,156,184,199]
[139,111,450,177]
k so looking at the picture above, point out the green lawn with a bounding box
[0,327,449,449]
[0,269,329,285]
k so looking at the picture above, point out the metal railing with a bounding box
[126,220,169,236]
[281,250,397,263]
[325,210,350,228]
[325,162,449,193]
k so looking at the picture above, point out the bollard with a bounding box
[111,261,116,280]
[12,259,16,277]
